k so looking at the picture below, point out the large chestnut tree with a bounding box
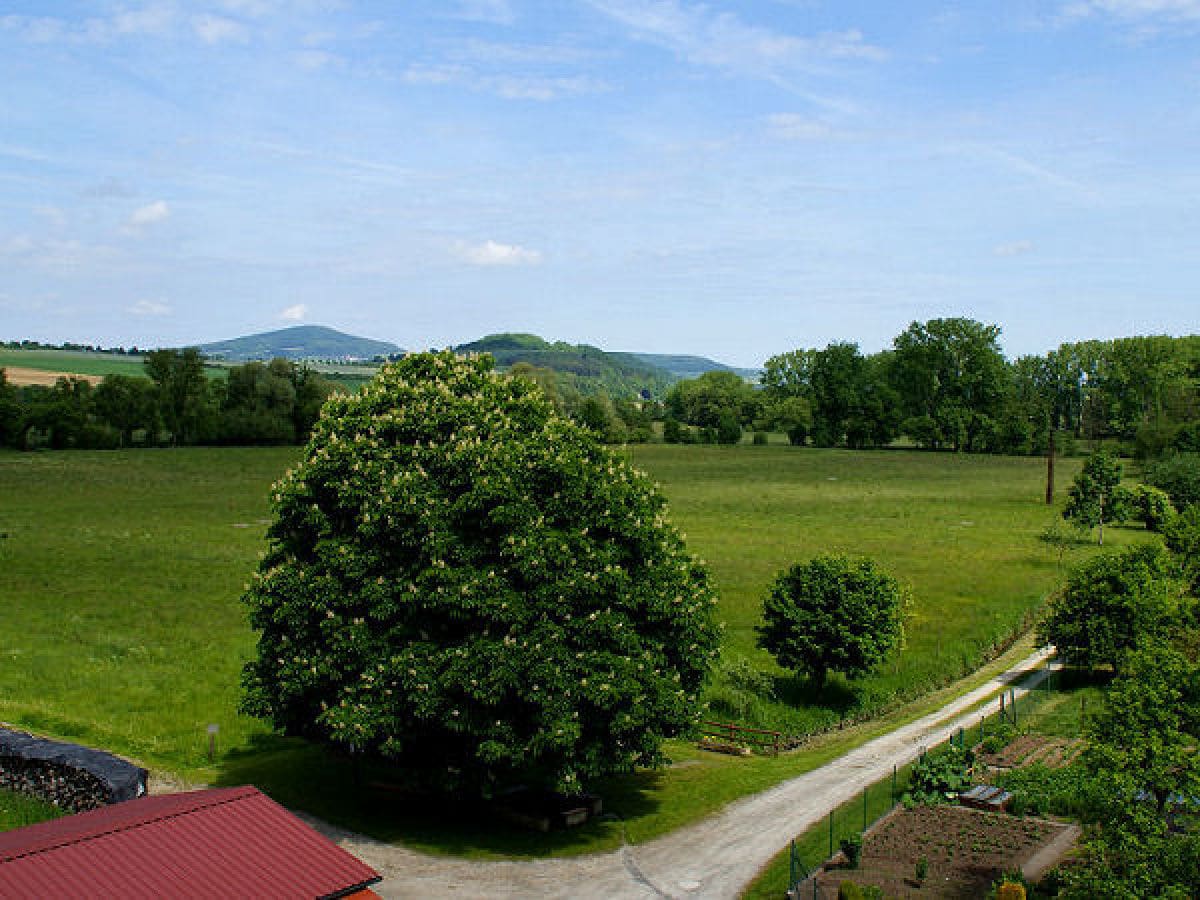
[241,351,719,794]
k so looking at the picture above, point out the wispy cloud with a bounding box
[0,4,176,44]
[1062,0,1200,23]
[765,113,839,141]
[994,240,1035,257]
[279,303,307,321]
[453,0,516,25]
[402,63,607,100]
[127,200,171,229]
[192,14,249,44]
[586,0,887,80]
[456,239,542,266]
[128,298,172,316]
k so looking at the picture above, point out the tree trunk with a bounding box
[1045,423,1056,505]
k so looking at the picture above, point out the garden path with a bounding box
[312,647,1056,899]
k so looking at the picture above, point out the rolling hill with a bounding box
[197,326,401,362]
[628,353,760,381]
[455,333,676,398]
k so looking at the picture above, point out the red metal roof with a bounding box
[0,786,381,899]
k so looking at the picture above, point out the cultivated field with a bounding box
[0,445,1144,854]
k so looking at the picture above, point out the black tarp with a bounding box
[0,727,147,803]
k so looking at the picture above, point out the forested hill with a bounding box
[198,325,402,361]
[629,352,760,381]
[455,333,676,398]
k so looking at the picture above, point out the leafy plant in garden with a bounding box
[1037,544,1179,672]
[902,745,972,805]
[241,351,720,795]
[1062,448,1124,544]
[757,555,904,691]
[1111,483,1176,532]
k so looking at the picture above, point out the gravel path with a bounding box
[311,647,1056,899]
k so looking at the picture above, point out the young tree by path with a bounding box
[1062,448,1124,544]
[756,555,904,692]
[241,351,720,796]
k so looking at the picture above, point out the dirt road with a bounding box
[316,647,1055,899]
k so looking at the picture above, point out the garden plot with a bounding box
[810,805,1071,899]
[979,734,1085,770]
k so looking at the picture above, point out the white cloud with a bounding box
[454,0,516,25]
[994,240,1035,257]
[1063,0,1200,22]
[586,0,887,79]
[128,200,171,227]
[403,63,606,100]
[279,303,308,321]
[128,298,172,316]
[765,113,838,140]
[456,240,543,266]
[192,15,249,44]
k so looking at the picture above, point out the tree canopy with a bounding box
[756,555,904,690]
[1038,544,1179,671]
[241,351,720,795]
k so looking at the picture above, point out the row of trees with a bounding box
[1035,499,1200,895]
[0,350,336,449]
[661,319,1200,455]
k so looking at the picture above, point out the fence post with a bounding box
[789,839,796,888]
[1011,689,1018,725]
[828,810,834,858]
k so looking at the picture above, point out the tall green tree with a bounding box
[93,375,159,446]
[890,318,1009,452]
[144,348,214,445]
[241,351,720,795]
[757,555,904,691]
[665,370,759,428]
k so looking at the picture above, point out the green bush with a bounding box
[752,431,768,446]
[903,744,972,805]
[838,880,864,900]
[1146,453,1200,511]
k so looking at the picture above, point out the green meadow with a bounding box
[0,444,1143,852]
[0,348,149,378]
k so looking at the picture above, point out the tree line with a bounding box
[0,349,336,450]
[663,318,1200,456]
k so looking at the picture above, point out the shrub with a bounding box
[1146,453,1200,511]
[838,881,864,900]
[903,745,972,805]
[752,431,768,446]
[1037,544,1179,672]
[915,857,928,883]
[241,351,721,796]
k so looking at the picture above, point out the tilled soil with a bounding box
[811,805,1067,899]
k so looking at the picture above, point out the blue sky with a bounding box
[1,1,1197,367]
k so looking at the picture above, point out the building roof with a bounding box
[0,785,381,899]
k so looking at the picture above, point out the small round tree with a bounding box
[1062,448,1124,544]
[756,555,904,691]
[241,351,719,796]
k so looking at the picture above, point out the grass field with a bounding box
[0,348,149,379]
[0,444,1147,856]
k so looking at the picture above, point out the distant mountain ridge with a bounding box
[455,333,676,397]
[628,353,760,381]
[197,325,402,361]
